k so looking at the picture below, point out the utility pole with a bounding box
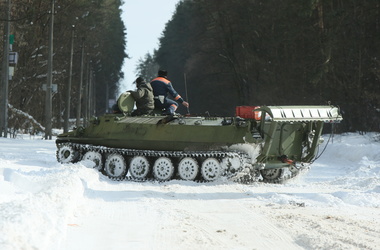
[76,38,84,128]
[89,67,94,117]
[83,57,90,126]
[64,25,75,133]
[45,0,55,140]
[90,69,96,116]
[105,82,109,113]
[0,0,11,138]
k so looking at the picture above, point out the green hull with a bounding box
[57,115,250,151]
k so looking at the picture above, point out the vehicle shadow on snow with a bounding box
[81,179,261,202]
[81,177,379,207]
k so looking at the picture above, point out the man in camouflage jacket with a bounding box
[128,77,154,116]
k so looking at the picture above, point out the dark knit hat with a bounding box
[135,76,145,85]
[158,70,168,77]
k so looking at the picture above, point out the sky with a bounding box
[120,0,181,93]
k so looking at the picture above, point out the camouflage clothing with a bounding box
[129,81,154,116]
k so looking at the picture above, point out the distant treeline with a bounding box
[137,0,380,133]
[0,0,126,131]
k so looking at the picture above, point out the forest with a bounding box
[0,0,126,135]
[0,0,379,135]
[138,0,380,133]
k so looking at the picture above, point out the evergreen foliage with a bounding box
[145,0,379,132]
[0,0,127,131]
[135,52,159,83]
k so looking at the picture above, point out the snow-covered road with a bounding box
[1,133,379,250]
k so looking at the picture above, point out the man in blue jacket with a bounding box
[150,70,189,115]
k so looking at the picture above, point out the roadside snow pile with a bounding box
[0,139,97,250]
[314,133,380,189]
[299,133,380,208]
[1,167,82,249]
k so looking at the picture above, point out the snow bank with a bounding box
[293,133,380,208]
[0,167,82,249]
[312,133,380,189]
[0,139,99,250]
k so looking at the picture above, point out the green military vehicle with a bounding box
[56,92,342,183]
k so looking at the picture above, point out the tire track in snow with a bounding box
[148,197,303,250]
[258,204,380,249]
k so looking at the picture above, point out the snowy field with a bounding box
[0,133,379,250]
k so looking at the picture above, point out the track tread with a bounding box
[56,142,302,184]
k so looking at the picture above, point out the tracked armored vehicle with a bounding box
[56,92,342,183]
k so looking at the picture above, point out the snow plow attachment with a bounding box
[250,105,342,171]
[258,105,342,123]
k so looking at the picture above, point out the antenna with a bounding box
[184,73,190,115]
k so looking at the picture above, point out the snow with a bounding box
[0,133,379,250]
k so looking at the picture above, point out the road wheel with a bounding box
[129,156,151,180]
[178,157,199,181]
[57,144,79,163]
[104,154,127,179]
[260,168,285,183]
[153,157,174,181]
[201,158,221,181]
[83,151,103,170]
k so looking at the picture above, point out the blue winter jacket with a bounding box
[150,77,184,103]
